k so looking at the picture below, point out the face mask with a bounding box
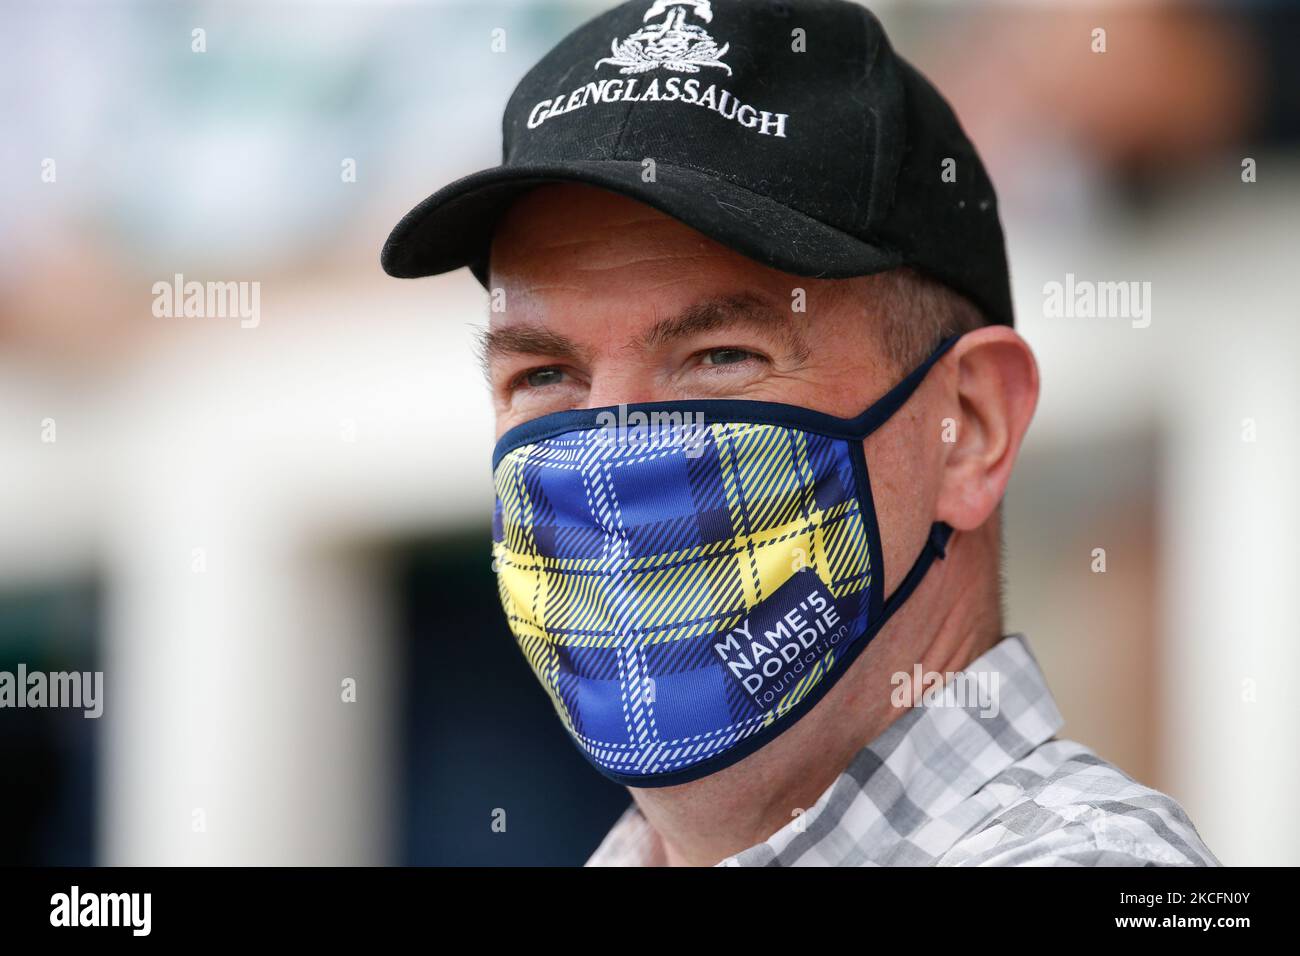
[491,336,958,787]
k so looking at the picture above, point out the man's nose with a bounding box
[583,365,663,409]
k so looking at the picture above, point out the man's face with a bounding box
[483,181,961,809]
[482,182,1035,823]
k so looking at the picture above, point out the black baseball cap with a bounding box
[381,0,1013,327]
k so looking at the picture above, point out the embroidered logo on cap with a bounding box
[525,0,790,138]
[596,1,732,76]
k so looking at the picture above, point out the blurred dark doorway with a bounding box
[395,530,629,865]
[0,582,99,865]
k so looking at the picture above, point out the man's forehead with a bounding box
[484,182,876,362]
[489,182,772,292]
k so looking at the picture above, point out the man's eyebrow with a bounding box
[637,292,810,362]
[479,325,586,366]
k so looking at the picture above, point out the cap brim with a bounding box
[381,160,903,285]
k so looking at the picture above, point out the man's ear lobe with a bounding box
[934,327,1040,532]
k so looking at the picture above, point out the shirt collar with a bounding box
[586,634,1064,866]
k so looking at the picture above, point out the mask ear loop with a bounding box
[846,334,962,438]
[879,522,954,621]
[849,334,962,625]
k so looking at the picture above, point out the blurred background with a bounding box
[1,0,1296,866]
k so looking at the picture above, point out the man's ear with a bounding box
[934,327,1039,532]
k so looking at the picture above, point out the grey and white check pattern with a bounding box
[587,634,1221,866]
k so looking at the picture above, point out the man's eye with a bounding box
[702,348,755,367]
[522,367,565,388]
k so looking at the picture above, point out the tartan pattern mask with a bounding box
[490,338,959,787]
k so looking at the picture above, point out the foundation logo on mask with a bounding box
[490,338,959,788]
[712,569,850,710]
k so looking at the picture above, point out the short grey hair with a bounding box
[867,267,989,371]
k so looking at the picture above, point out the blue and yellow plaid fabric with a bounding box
[492,418,874,780]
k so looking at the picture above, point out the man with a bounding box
[382,0,1219,867]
